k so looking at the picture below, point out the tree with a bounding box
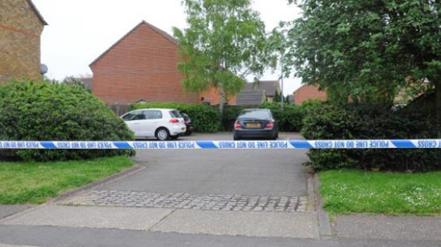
[173,0,272,113]
[284,0,441,124]
[273,90,282,103]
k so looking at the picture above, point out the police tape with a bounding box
[0,140,441,150]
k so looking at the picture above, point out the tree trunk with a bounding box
[219,85,226,115]
[435,80,441,137]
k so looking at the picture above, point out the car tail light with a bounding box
[169,118,180,123]
[265,121,274,129]
[234,121,241,130]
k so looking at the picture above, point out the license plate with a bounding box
[246,123,261,128]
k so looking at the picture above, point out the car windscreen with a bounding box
[169,110,183,118]
[238,110,271,120]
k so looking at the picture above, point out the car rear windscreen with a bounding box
[169,110,183,118]
[238,110,271,120]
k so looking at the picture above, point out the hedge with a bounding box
[260,103,305,132]
[301,102,441,172]
[131,102,221,133]
[222,105,244,131]
[0,80,134,161]
[130,102,311,132]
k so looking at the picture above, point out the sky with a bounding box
[33,0,303,95]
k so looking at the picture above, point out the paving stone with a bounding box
[61,190,308,213]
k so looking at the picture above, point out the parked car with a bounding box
[181,112,193,136]
[121,109,186,140]
[233,109,278,140]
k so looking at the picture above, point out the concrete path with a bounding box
[0,206,32,220]
[1,205,317,239]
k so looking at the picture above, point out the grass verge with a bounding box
[320,169,441,215]
[0,156,133,204]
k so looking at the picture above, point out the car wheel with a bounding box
[156,128,170,141]
[234,135,240,141]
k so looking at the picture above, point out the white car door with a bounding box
[122,112,138,135]
[122,111,149,138]
[143,110,163,137]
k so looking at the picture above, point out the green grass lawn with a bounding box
[0,156,133,204]
[320,170,441,215]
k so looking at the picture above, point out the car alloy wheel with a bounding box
[157,129,169,141]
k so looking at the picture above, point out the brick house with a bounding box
[0,0,47,82]
[90,21,236,106]
[292,84,327,105]
[236,81,281,105]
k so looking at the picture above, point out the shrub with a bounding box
[0,80,134,161]
[301,102,441,172]
[298,99,324,115]
[131,102,308,132]
[131,102,221,132]
[260,103,304,131]
[222,105,244,131]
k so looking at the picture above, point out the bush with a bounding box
[222,105,244,131]
[298,99,324,115]
[0,81,134,161]
[131,102,308,133]
[131,102,221,132]
[260,103,304,131]
[302,102,441,172]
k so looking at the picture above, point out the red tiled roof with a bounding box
[89,21,177,67]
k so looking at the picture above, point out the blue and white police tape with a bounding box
[0,139,441,150]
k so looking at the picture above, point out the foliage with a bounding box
[285,1,441,109]
[260,102,304,132]
[0,156,133,204]
[320,169,441,215]
[302,102,441,171]
[222,105,245,131]
[173,0,273,113]
[131,102,220,133]
[272,91,282,103]
[131,101,313,132]
[63,76,90,92]
[0,80,134,161]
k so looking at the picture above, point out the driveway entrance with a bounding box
[1,133,319,240]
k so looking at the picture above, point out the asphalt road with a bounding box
[0,225,439,247]
[96,132,308,196]
[96,150,308,196]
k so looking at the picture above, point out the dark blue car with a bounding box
[233,109,278,140]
